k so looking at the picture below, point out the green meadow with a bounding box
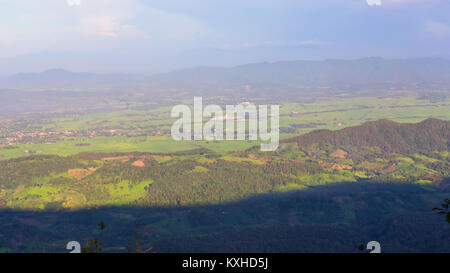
[0,136,261,160]
[1,94,449,160]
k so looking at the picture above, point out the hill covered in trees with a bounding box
[282,118,450,154]
[0,118,448,210]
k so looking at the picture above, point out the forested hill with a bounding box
[281,118,450,153]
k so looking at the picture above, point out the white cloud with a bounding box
[366,0,427,6]
[425,20,450,36]
[366,0,382,6]
[67,0,81,6]
[79,13,147,39]
[0,0,213,57]
[381,0,425,5]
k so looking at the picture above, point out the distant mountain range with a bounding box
[0,69,144,90]
[2,57,450,90]
[150,57,450,87]
[282,118,450,153]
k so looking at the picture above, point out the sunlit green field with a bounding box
[0,136,263,160]
[1,94,449,160]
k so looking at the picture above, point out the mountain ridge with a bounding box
[281,118,450,153]
[2,57,450,90]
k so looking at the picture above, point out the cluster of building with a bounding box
[0,128,170,146]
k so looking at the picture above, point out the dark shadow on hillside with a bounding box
[0,182,449,253]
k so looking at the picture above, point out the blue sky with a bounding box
[1,0,449,74]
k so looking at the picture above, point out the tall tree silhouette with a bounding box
[433,199,450,223]
[82,221,106,253]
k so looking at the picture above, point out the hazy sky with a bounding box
[1,0,449,74]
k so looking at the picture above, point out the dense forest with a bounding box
[282,118,449,153]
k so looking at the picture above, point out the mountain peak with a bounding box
[282,119,450,153]
[42,68,71,75]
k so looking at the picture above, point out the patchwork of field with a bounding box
[1,134,448,211]
[0,94,449,160]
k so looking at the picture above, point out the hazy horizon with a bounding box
[2,55,450,77]
[1,0,450,75]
